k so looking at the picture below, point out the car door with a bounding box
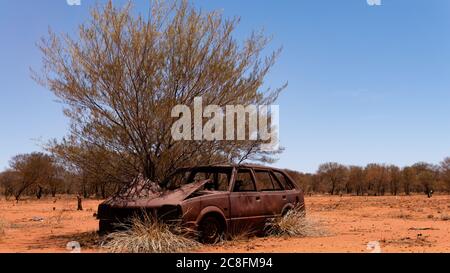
[254,169,287,217]
[272,170,299,209]
[229,168,265,228]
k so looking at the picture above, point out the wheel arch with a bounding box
[196,206,227,233]
[281,203,295,216]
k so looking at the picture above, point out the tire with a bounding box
[281,207,292,217]
[98,219,112,234]
[199,216,224,244]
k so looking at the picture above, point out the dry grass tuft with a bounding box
[101,213,200,253]
[265,207,327,238]
[227,227,256,242]
[215,223,258,247]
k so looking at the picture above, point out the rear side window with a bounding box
[234,169,256,192]
[273,171,294,190]
[254,170,282,191]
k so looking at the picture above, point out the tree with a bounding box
[440,157,450,193]
[412,162,438,196]
[401,166,415,195]
[364,164,389,196]
[317,163,348,195]
[47,165,66,197]
[387,165,401,196]
[0,170,20,200]
[347,166,365,196]
[50,143,131,198]
[8,153,57,201]
[285,170,314,194]
[35,0,285,185]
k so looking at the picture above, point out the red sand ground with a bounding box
[0,195,449,253]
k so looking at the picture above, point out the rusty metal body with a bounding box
[97,165,305,237]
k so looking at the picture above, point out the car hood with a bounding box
[101,180,210,208]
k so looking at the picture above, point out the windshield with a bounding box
[165,168,232,191]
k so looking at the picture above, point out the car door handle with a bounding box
[282,195,287,200]
[256,196,261,201]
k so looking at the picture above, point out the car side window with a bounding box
[254,170,280,191]
[270,172,283,190]
[233,169,256,192]
[273,171,293,190]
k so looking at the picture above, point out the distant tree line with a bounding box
[286,158,450,196]
[0,152,121,201]
[1,151,449,201]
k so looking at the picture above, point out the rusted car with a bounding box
[97,165,305,243]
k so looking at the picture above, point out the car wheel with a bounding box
[199,216,223,244]
[98,220,111,234]
[281,208,291,217]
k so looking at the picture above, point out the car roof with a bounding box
[174,164,298,190]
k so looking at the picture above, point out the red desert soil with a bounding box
[0,195,449,253]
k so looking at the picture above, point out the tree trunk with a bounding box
[82,184,89,198]
[101,184,106,199]
[405,185,410,195]
[77,195,83,211]
[36,185,43,199]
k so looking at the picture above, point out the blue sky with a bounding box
[0,0,449,173]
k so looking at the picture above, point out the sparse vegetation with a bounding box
[102,213,200,253]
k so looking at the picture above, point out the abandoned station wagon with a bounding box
[97,165,305,243]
